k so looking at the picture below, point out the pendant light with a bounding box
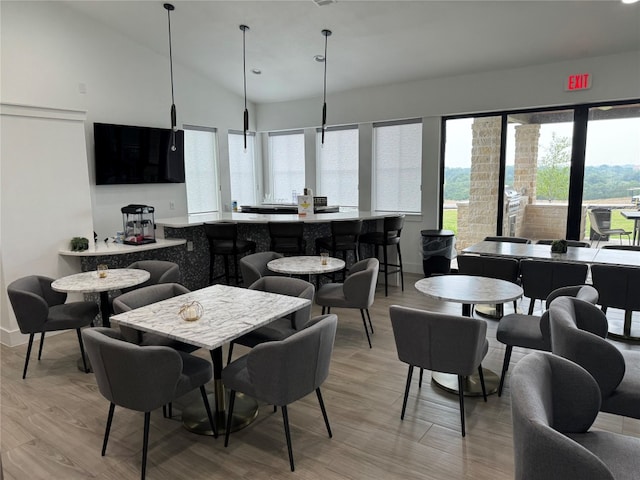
[164,3,177,151]
[240,24,250,150]
[320,29,332,145]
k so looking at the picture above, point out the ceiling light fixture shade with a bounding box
[164,3,177,151]
[240,24,250,150]
[321,29,332,145]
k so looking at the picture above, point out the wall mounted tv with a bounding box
[94,122,185,185]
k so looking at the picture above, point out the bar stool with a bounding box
[204,222,256,285]
[358,215,405,296]
[315,219,362,279]
[268,222,306,255]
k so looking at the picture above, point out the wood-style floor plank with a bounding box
[2,272,639,479]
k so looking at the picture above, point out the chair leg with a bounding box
[200,385,218,438]
[316,388,332,438]
[401,365,413,420]
[38,332,45,360]
[76,328,89,373]
[498,346,513,397]
[418,368,424,388]
[457,376,466,437]
[233,254,240,286]
[223,255,230,285]
[209,253,215,285]
[383,244,389,296]
[397,243,404,291]
[102,402,115,456]
[478,365,487,402]
[365,308,374,334]
[224,390,236,447]
[22,333,35,379]
[527,300,535,315]
[359,309,372,348]
[142,411,151,480]
[281,405,295,472]
[227,342,235,365]
[321,306,326,315]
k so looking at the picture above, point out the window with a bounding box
[268,130,305,203]
[316,126,359,208]
[373,119,422,213]
[228,130,257,206]
[184,126,219,214]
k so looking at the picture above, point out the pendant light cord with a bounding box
[164,4,177,151]
[241,25,250,150]
[167,7,175,108]
[321,29,331,144]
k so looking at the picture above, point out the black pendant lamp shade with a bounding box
[240,24,250,150]
[164,3,177,151]
[321,29,332,145]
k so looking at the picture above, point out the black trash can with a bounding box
[589,208,611,241]
[421,229,456,277]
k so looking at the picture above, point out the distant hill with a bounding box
[444,165,640,201]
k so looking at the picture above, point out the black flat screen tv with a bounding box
[94,122,185,185]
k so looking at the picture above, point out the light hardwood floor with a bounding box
[2,273,639,479]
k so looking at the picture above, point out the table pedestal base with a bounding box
[182,390,258,436]
[431,369,499,397]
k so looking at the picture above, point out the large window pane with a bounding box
[317,127,359,208]
[184,126,219,214]
[373,120,422,213]
[228,131,257,206]
[268,131,305,204]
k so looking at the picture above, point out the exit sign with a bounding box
[566,73,591,91]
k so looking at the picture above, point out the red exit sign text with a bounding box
[566,73,591,91]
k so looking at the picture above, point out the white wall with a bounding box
[0,1,249,345]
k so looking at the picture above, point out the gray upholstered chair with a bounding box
[82,327,216,480]
[222,314,338,472]
[590,264,640,340]
[121,260,180,294]
[511,352,640,480]
[519,259,589,314]
[112,283,197,353]
[315,258,379,348]
[389,305,488,437]
[456,254,520,317]
[496,284,598,396]
[7,275,98,378]
[549,296,640,419]
[238,251,283,288]
[226,276,315,364]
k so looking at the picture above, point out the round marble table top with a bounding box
[267,256,346,275]
[52,268,151,294]
[414,274,523,305]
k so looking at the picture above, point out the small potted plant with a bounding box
[550,239,568,254]
[70,236,89,252]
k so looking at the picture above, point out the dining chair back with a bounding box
[239,251,283,288]
[121,260,180,294]
[315,258,379,347]
[511,352,640,480]
[549,296,640,419]
[519,259,588,314]
[83,327,216,479]
[590,264,640,340]
[535,239,591,248]
[484,236,531,244]
[7,275,98,378]
[389,304,488,436]
[113,283,197,352]
[226,276,315,363]
[222,314,338,471]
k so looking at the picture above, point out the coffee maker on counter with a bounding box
[121,204,156,245]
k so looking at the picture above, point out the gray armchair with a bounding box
[496,284,598,396]
[549,296,640,419]
[226,276,315,364]
[121,260,180,294]
[389,305,488,437]
[82,327,216,480]
[511,352,640,480]
[222,314,338,472]
[238,251,283,287]
[7,275,98,378]
[113,283,197,353]
[315,258,379,348]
